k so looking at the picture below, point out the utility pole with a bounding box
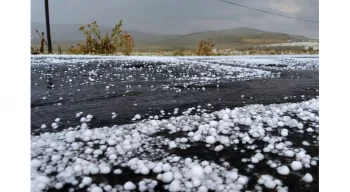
[45,0,52,53]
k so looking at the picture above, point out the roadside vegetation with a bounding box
[31,20,318,56]
[196,39,215,56]
[67,20,134,55]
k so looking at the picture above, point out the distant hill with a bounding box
[31,23,312,51]
[148,27,311,49]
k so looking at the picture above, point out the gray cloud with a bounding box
[31,0,318,36]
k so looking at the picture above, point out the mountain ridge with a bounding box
[31,23,313,50]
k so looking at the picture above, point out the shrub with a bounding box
[67,45,83,54]
[67,20,134,55]
[31,47,40,55]
[196,39,215,56]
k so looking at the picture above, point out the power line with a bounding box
[215,0,319,23]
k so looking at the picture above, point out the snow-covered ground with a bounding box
[31,98,318,192]
[31,55,283,90]
[31,54,319,71]
[31,55,319,191]
[198,55,319,70]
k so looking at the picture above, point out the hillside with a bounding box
[31,23,312,51]
[148,27,311,49]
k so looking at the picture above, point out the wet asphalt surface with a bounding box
[31,56,319,192]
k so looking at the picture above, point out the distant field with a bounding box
[241,38,287,44]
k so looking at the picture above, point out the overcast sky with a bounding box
[31,0,319,37]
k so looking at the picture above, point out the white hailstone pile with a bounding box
[111,112,117,119]
[256,174,288,192]
[201,55,319,70]
[134,114,141,120]
[80,114,93,123]
[51,122,58,129]
[251,153,264,164]
[143,157,249,192]
[31,98,318,191]
[31,55,282,90]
